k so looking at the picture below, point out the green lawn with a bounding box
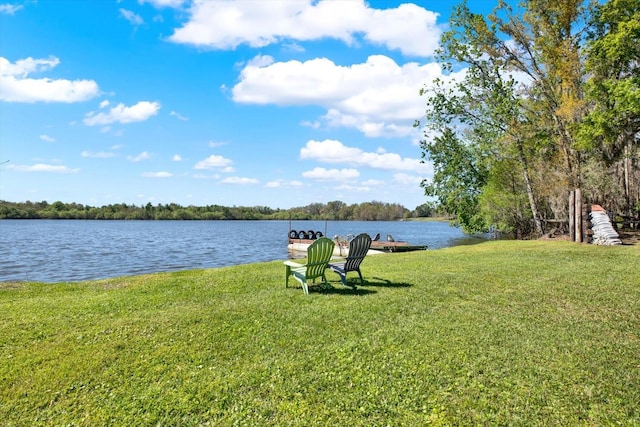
[1,240,638,426]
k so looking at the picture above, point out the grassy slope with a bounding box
[1,240,638,426]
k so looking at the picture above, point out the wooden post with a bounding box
[569,190,575,241]
[575,188,582,243]
[583,202,591,243]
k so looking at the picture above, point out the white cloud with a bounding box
[246,54,274,68]
[393,172,426,186]
[208,141,227,148]
[335,183,373,193]
[282,42,305,53]
[83,101,160,126]
[170,110,188,121]
[300,139,428,172]
[99,100,110,108]
[232,55,445,137]
[193,173,220,179]
[142,171,173,178]
[0,56,99,103]
[193,154,233,170]
[128,151,152,162]
[221,176,259,185]
[119,8,144,26]
[169,0,441,57]
[81,150,116,158]
[302,167,360,181]
[172,154,182,161]
[40,134,55,142]
[361,179,385,186]
[300,119,321,129]
[7,163,79,173]
[0,4,23,14]
[140,0,185,8]
[265,179,304,188]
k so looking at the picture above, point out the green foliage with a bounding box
[421,128,489,232]
[414,201,444,218]
[418,0,640,237]
[418,1,554,236]
[0,200,419,221]
[580,0,640,154]
[479,159,534,237]
[578,0,640,215]
[1,241,638,425]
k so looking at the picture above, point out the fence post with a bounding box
[569,190,575,241]
[575,188,582,242]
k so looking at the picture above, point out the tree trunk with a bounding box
[518,143,544,237]
[624,142,630,214]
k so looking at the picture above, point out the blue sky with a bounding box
[0,0,494,210]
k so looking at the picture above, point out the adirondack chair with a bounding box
[328,233,372,287]
[284,237,335,294]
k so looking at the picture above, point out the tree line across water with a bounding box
[0,200,443,221]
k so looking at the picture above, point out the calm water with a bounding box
[0,220,486,283]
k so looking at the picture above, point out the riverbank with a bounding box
[1,240,638,425]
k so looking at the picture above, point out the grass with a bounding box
[1,240,638,426]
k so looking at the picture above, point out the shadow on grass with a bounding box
[302,277,413,295]
[0,281,28,290]
[360,277,413,288]
[312,284,377,295]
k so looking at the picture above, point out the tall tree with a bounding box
[418,0,595,236]
[420,128,489,232]
[580,0,640,214]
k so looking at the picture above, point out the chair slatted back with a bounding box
[305,237,335,279]
[344,233,372,271]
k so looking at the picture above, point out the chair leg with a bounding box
[285,265,291,288]
[357,269,364,285]
[340,273,347,287]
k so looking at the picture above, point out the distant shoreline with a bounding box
[0,200,442,222]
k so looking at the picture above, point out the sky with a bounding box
[0,0,495,210]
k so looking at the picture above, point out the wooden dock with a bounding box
[287,238,427,254]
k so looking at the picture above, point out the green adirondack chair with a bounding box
[328,233,372,287]
[284,237,335,294]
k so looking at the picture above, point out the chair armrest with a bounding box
[284,260,304,268]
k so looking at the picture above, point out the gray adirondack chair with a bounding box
[328,233,372,287]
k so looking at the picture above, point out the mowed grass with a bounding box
[1,240,638,426]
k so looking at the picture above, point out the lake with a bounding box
[0,220,487,283]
